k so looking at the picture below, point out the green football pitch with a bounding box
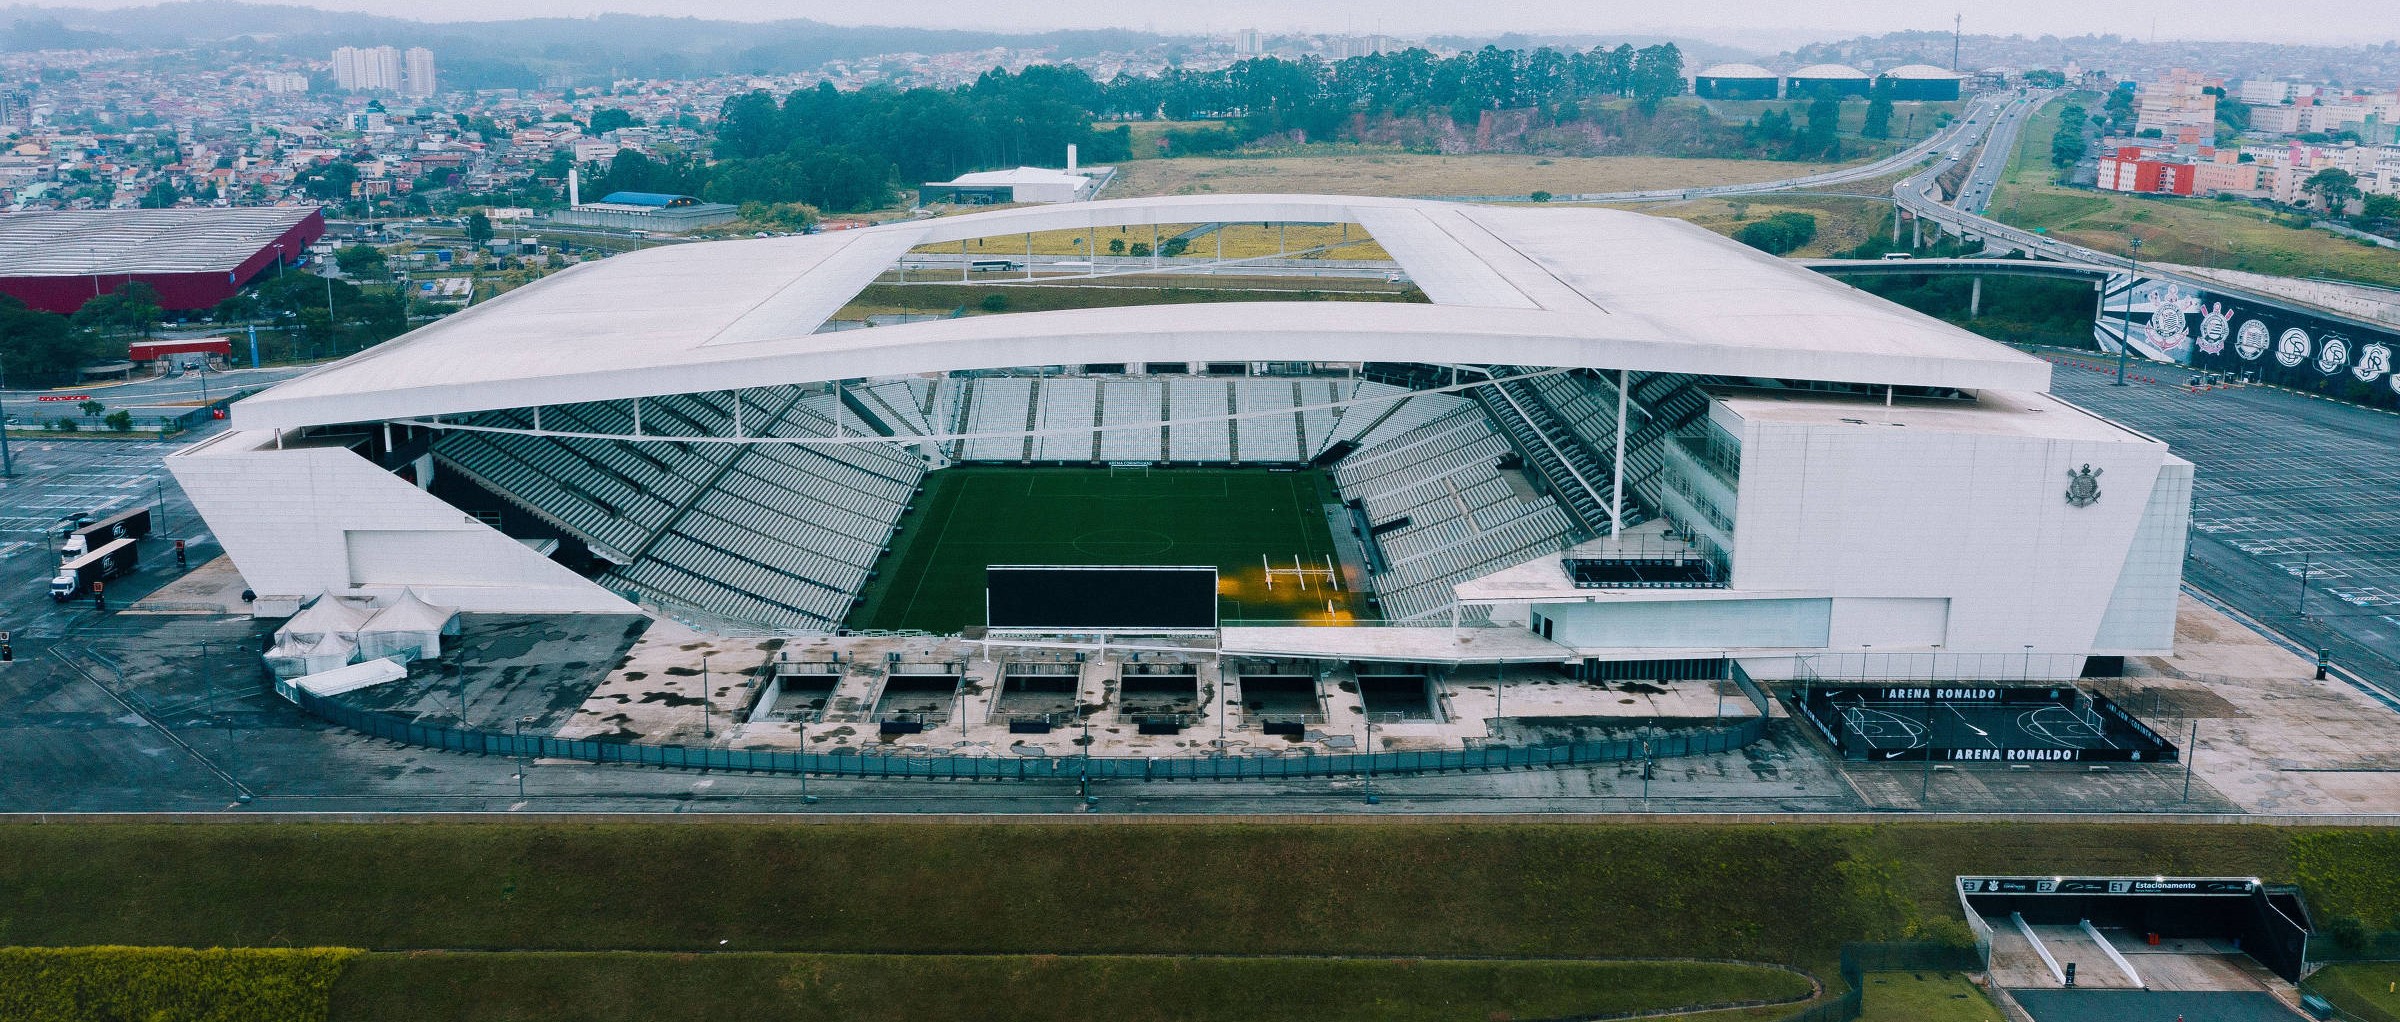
[848,466,1363,632]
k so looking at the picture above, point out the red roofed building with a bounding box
[0,206,324,314]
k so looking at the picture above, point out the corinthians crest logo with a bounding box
[2065,464,2103,508]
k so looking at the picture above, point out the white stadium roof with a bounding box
[231,194,2051,432]
[1695,63,1777,79]
[0,207,318,276]
[1788,63,1870,79]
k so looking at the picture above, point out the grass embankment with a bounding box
[4,822,2388,956]
[2311,963,2400,1022]
[1852,971,2001,1022]
[3,823,2396,1022]
[1989,93,2400,289]
[328,952,1809,1022]
[1622,193,1894,258]
[0,946,357,1022]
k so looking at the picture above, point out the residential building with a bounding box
[402,48,436,99]
[2135,68,2218,139]
[332,46,404,93]
[2097,147,2196,195]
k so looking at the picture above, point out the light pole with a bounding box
[514,714,535,800]
[1362,717,1379,805]
[0,383,13,481]
[2114,237,2142,386]
[2298,552,2314,618]
[798,714,816,805]
[700,655,713,740]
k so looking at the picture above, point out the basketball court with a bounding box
[1797,686,2179,763]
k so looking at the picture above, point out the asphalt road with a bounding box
[4,365,314,427]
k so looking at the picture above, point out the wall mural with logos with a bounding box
[2128,278,2400,412]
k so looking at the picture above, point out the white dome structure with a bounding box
[1785,63,1871,98]
[1878,64,1965,99]
[1693,63,1782,99]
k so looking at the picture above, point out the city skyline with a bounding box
[9,0,2400,48]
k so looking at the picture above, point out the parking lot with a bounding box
[2044,351,2400,698]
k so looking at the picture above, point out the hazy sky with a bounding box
[29,0,2400,47]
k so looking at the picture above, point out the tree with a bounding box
[714,90,785,159]
[2302,168,2361,212]
[1790,87,1842,161]
[587,107,639,134]
[2049,104,2090,168]
[1107,237,1125,255]
[1734,212,1819,255]
[1629,43,1685,108]
[2103,84,2135,128]
[0,295,105,382]
[333,244,388,279]
[2356,193,2400,227]
[1862,79,1894,139]
[296,160,359,201]
[78,399,105,419]
[104,410,133,432]
[138,180,180,208]
[736,201,820,231]
[462,212,494,246]
[71,283,162,342]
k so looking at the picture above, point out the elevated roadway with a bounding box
[1893,91,2400,360]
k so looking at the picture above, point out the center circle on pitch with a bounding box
[1071,529,1176,556]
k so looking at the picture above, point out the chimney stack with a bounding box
[568,166,580,207]
[1066,144,1078,174]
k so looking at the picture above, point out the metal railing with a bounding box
[288,659,1775,781]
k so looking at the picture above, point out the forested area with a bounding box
[581,42,1883,213]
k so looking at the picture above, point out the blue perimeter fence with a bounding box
[291,660,1774,782]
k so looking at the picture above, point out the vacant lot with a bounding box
[1611,193,1894,257]
[1990,94,2400,289]
[328,952,1812,1022]
[1111,152,1850,198]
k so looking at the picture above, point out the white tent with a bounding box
[294,656,408,698]
[264,632,357,681]
[355,589,461,662]
[280,593,373,644]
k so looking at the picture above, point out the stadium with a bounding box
[171,194,2192,763]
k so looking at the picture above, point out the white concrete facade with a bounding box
[1484,388,2188,681]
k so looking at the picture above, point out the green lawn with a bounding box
[327,952,1812,1022]
[2,822,2383,960]
[2310,962,2400,1022]
[849,466,1359,631]
[8,823,2400,1022]
[1853,971,2002,1022]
